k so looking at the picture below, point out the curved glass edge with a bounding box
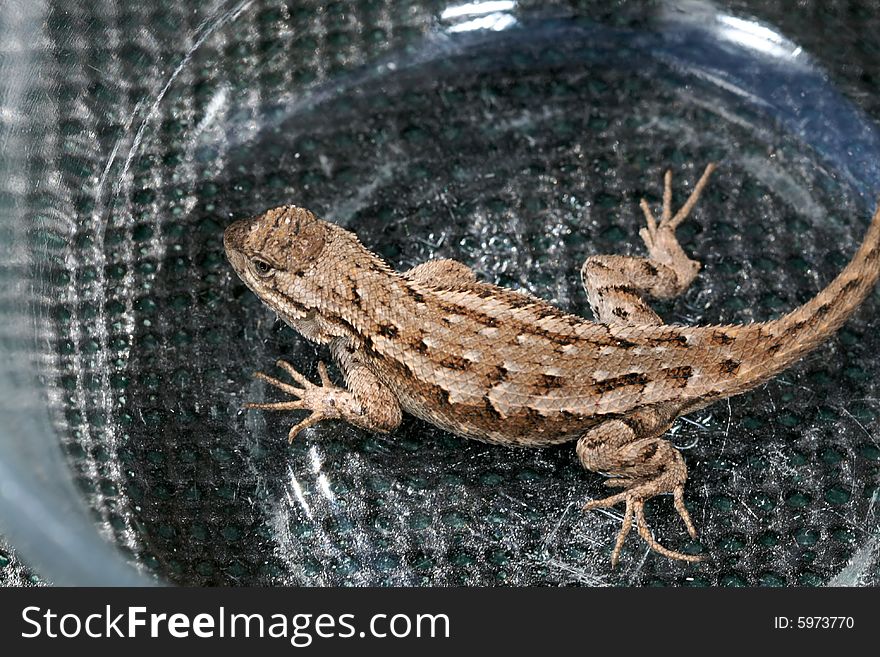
[655,0,880,203]
[0,0,153,586]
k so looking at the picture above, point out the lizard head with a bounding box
[223,205,330,320]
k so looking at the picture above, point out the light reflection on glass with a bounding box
[441,0,517,33]
[287,464,312,519]
[441,0,516,20]
[715,14,802,60]
[309,445,336,502]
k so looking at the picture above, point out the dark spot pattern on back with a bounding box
[592,372,650,394]
[718,359,740,375]
[710,330,735,346]
[377,323,399,339]
[662,365,693,387]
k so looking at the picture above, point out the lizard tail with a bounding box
[732,202,880,391]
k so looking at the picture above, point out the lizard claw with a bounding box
[247,360,329,401]
[286,412,329,443]
[275,359,319,388]
[584,489,704,567]
[641,163,716,233]
[637,163,715,291]
[244,359,354,442]
[250,370,305,399]
[316,360,333,387]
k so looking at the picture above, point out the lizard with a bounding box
[223,163,880,566]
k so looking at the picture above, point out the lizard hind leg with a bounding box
[581,163,716,326]
[576,415,703,567]
[637,163,716,290]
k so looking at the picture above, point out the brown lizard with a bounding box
[224,164,880,566]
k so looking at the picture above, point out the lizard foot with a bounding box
[584,481,703,568]
[245,360,348,442]
[638,163,715,292]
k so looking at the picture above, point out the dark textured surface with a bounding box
[2,0,880,586]
[0,540,43,587]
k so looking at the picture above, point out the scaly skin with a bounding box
[224,164,880,566]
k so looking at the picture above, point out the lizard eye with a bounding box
[251,258,274,278]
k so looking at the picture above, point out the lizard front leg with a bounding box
[246,339,402,443]
[576,407,703,567]
[582,163,715,325]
